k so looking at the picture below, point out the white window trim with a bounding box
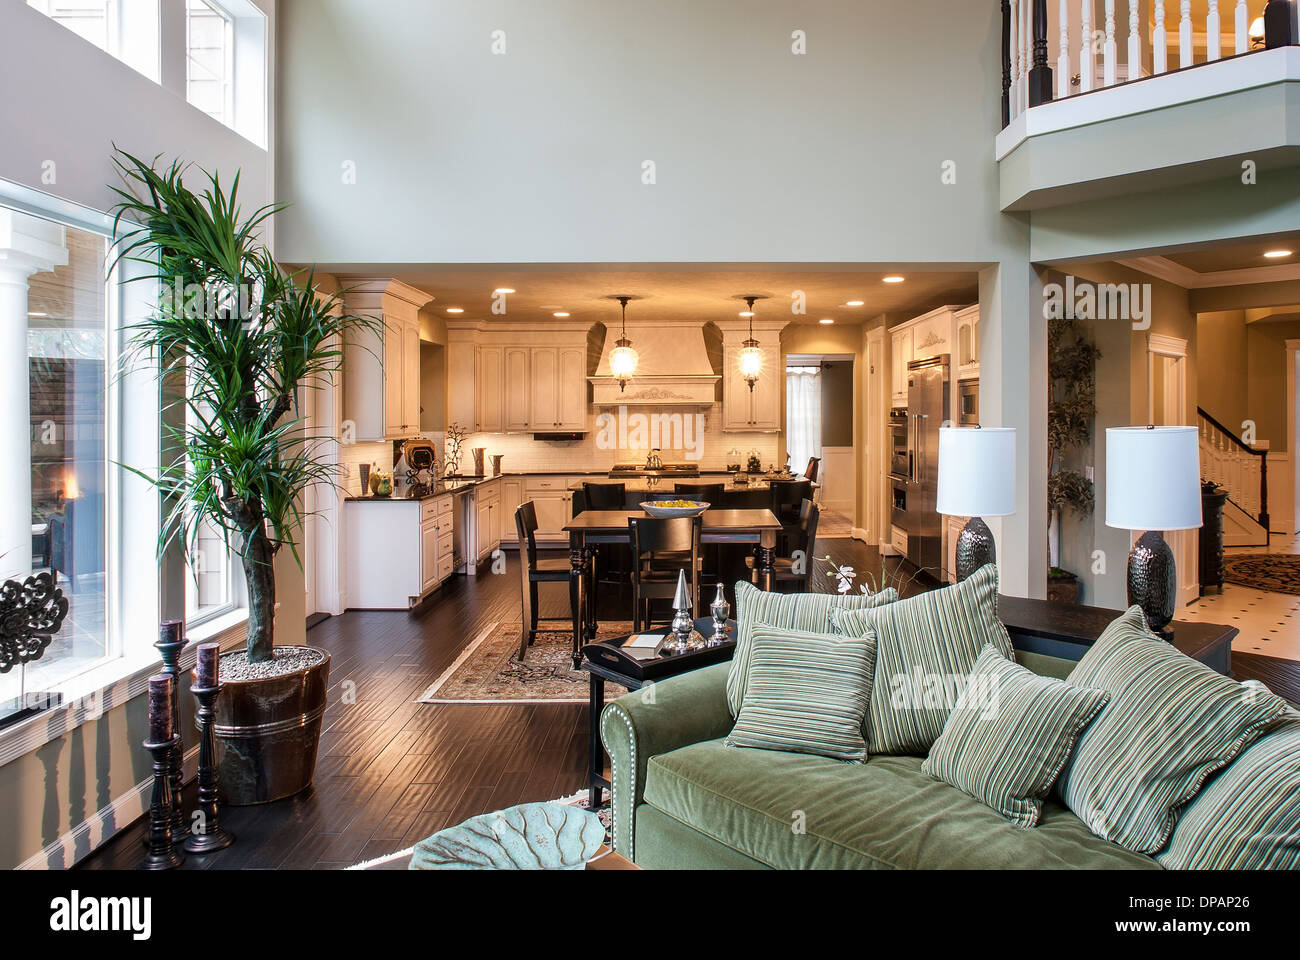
[0,176,251,759]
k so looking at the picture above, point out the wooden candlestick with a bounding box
[183,655,234,855]
[155,620,187,843]
[142,674,183,869]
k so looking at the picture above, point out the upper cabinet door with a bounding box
[382,318,406,439]
[557,346,587,431]
[749,344,782,431]
[721,344,752,432]
[446,341,477,432]
[530,347,559,430]
[503,347,532,431]
[402,319,421,435]
[477,344,504,434]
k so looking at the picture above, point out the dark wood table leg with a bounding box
[757,531,777,592]
[570,532,587,667]
[586,547,598,640]
[588,674,605,808]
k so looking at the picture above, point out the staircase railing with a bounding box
[1002,0,1298,129]
[1198,407,1269,536]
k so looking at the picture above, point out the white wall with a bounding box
[275,0,1024,267]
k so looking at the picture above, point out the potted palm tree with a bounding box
[111,151,378,803]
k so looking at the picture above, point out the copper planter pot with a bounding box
[213,651,330,805]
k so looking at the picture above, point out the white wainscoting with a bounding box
[819,447,856,515]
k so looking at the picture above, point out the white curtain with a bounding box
[785,366,822,475]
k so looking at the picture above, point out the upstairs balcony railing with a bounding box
[1002,0,1297,129]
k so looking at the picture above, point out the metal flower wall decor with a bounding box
[0,572,69,674]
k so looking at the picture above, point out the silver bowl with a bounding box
[639,500,710,519]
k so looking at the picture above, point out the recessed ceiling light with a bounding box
[28,311,49,318]
[845,301,865,307]
[446,307,464,314]
[882,276,906,284]
[553,312,570,318]
[739,311,755,318]
[1264,250,1293,259]
[819,318,835,325]
[494,287,516,294]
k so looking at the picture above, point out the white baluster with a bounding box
[1129,0,1142,79]
[1207,0,1222,61]
[1021,0,1031,112]
[1058,0,1071,98]
[1104,0,1117,86]
[1154,1,1168,74]
[1080,0,1094,92]
[1235,0,1249,54]
[1009,0,1020,119]
[1180,1,1194,69]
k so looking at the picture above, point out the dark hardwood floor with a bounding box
[77,537,1296,870]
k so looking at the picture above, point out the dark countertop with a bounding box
[345,475,506,503]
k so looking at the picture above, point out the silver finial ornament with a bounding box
[708,584,730,646]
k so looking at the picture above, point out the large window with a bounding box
[1,209,113,717]
[26,0,160,81]
[186,0,234,127]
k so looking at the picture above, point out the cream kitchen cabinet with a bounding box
[477,344,505,434]
[447,338,477,432]
[346,493,454,609]
[525,475,575,543]
[474,479,503,564]
[955,304,980,380]
[890,327,914,409]
[499,477,525,543]
[888,304,977,410]
[343,279,433,441]
[529,346,587,432]
[503,347,531,431]
[722,342,781,432]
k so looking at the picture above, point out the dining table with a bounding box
[562,508,784,666]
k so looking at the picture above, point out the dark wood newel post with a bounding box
[1264,0,1295,48]
[1001,0,1012,127]
[1027,0,1053,107]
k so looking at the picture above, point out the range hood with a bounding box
[589,319,720,407]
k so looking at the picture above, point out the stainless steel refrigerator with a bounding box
[901,355,949,575]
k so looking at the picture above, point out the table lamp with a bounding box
[937,426,1017,581]
[1105,426,1203,639]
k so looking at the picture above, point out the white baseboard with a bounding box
[851,527,869,543]
[17,745,198,870]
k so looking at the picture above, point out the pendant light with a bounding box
[739,296,763,392]
[609,296,639,392]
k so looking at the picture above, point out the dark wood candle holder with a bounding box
[141,734,184,870]
[155,622,187,843]
[182,682,235,854]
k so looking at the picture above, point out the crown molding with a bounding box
[1118,255,1300,289]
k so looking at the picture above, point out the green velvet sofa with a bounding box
[600,652,1161,870]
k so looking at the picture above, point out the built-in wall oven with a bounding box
[958,378,979,426]
[889,410,911,482]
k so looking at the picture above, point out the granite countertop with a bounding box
[344,475,505,503]
[567,475,799,493]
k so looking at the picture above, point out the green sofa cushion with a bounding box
[642,738,1160,870]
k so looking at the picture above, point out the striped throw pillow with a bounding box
[922,646,1109,828]
[1157,717,1300,870]
[725,625,878,762]
[837,564,1016,756]
[725,579,898,716]
[1059,605,1291,854]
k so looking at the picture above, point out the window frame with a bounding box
[185,0,236,129]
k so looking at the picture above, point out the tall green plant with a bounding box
[110,151,379,663]
[1048,315,1101,565]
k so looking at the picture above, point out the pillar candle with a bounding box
[195,643,221,689]
[158,619,184,647]
[148,675,174,742]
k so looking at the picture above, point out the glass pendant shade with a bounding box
[610,338,638,389]
[740,339,763,390]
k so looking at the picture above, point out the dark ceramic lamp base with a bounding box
[954,516,996,582]
[1127,530,1177,640]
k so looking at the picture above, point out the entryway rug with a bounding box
[1223,554,1300,596]
[415,621,634,704]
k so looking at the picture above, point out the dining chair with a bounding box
[628,515,701,632]
[770,479,813,552]
[672,481,725,504]
[515,501,583,660]
[802,457,821,483]
[746,499,820,593]
[581,482,630,605]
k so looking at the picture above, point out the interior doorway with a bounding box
[786,353,856,534]
[1147,334,1198,608]
[1291,339,1299,536]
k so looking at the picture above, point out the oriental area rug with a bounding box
[1223,555,1300,597]
[416,620,633,704]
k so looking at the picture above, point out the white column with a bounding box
[1207,0,1222,61]
[1080,0,1094,92]
[1154,1,1168,74]
[0,211,68,582]
[1104,0,1118,86]
[1058,0,1072,99]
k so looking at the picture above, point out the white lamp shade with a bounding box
[936,427,1016,517]
[1105,426,1203,531]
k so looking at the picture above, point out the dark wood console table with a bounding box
[998,595,1236,678]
